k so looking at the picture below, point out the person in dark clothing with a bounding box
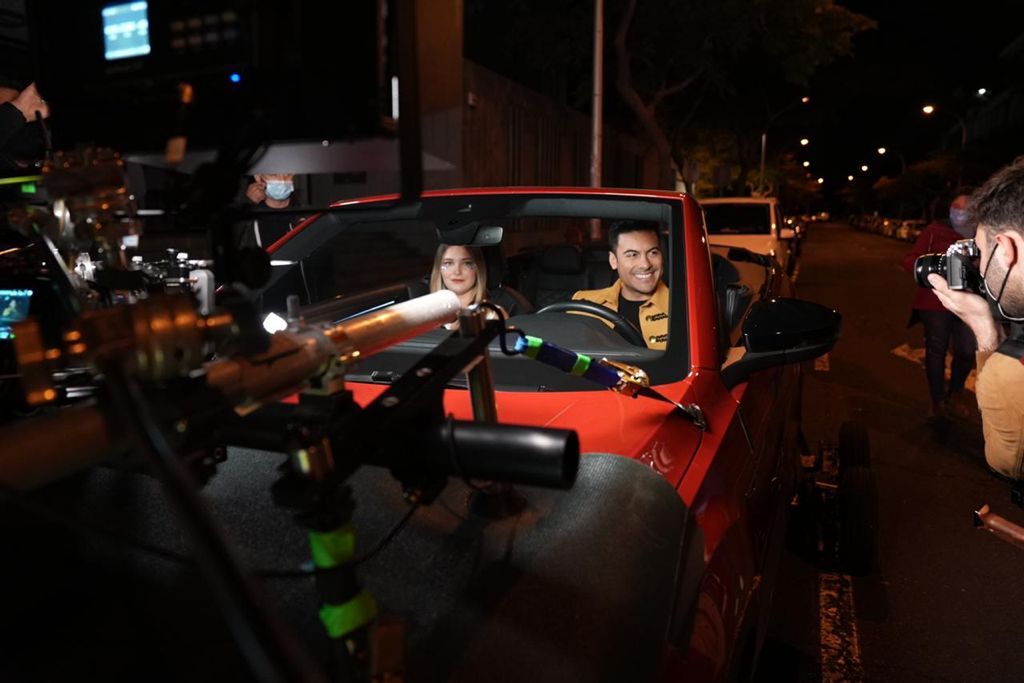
[901,191,978,419]
[0,82,49,173]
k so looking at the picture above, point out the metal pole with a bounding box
[397,0,423,202]
[590,0,603,188]
[589,0,604,241]
[758,130,767,195]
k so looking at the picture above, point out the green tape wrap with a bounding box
[570,353,592,376]
[319,590,378,639]
[308,524,356,569]
[522,335,543,359]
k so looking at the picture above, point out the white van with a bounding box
[699,196,796,272]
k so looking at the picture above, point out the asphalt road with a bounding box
[759,220,1024,682]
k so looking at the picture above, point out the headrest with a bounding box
[540,246,583,274]
[582,245,610,264]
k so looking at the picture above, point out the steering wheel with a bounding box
[534,300,647,347]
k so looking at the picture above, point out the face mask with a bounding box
[265,180,294,201]
[950,207,973,237]
[982,241,1024,322]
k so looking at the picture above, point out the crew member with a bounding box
[929,161,1024,479]
[572,221,669,350]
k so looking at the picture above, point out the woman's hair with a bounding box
[429,243,488,304]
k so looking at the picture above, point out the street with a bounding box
[760,219,1024,681]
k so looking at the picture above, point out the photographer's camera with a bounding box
[914,238,986,294]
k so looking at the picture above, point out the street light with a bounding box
[800,138,810,146]
[802,161,810,167]
[758,96,812,194]
[847,175,854,181]
[876,146,906,174]
[922,103,967,150]
[817,177,824,184]
[861,164,869,172]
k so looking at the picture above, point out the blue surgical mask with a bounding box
[950,207,973,237]
[265,180,294,201]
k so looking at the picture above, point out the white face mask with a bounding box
[950,207,973,237]
[265,180,294,201]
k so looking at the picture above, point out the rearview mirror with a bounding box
[721,298,840,389]
[780,227,796,240]
[436,223,504,246]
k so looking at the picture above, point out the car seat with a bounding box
[582,244,616,290]
[521,246,591,309]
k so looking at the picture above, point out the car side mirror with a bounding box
[780,227,796,240]
[721,298,840,389]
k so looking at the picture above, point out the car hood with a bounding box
[348,379,694,460]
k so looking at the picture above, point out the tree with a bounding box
[612,0,875,184]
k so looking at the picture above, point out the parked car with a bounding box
[697,196,796,274]
[259,187,841,681]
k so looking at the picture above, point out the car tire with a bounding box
[838,465,879,576]
[838,420,870,472]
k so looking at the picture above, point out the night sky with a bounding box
[806,0,1024,189]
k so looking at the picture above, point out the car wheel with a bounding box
[838,465,879,576]
[838,420,870,472]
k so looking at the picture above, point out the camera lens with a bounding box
[914,253,946,288]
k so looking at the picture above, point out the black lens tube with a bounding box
[428,421,580,490]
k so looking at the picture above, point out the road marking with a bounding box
[815,353,830,372]
[890,343,977,393]
[819,572,864,682]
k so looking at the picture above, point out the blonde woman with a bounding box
[430,244,490,329]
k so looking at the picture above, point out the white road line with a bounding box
[819,572,864,682]
[815,353,831,372]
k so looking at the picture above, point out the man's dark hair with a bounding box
[608,220,660,251]
[969,162,1024,238]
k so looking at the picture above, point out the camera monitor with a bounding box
[102,2,152,61]
[0,289,33,340]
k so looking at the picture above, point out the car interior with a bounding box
[262,194,776,390]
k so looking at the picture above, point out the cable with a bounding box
[352,501,421,567]
[101,367,332,683]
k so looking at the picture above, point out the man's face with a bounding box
[609,230,663,301]
[978,226,1024,315]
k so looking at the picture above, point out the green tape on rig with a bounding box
[522,335,543,359]
[319,590,378,639]
[570,353,592,376]
[308,524,356,569]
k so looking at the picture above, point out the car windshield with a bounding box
[703,203,772,235]
[258,193,687,391]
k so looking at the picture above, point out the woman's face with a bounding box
[439,246,478,297]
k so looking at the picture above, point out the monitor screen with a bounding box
[0,288,32,340]
[102,1,151,61]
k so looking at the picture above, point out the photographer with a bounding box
[928,161,1024,480]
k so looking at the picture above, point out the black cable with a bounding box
[101,367,332,683]
[352,501,421,567]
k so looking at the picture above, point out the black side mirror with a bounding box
[721,297,840,389]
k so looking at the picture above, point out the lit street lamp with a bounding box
[802,161,810,167]
[817,177,824,184]
[800,138,810,146]
[877,146,906,174]
[847,175,854,181]
[922,103,967,150]
[758,96,811,194]
[860,164,869,172]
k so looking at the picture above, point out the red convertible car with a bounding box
[260,187,840,682]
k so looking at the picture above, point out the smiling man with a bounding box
[572,221,670,349]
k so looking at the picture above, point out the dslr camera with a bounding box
[914,239,986,295]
